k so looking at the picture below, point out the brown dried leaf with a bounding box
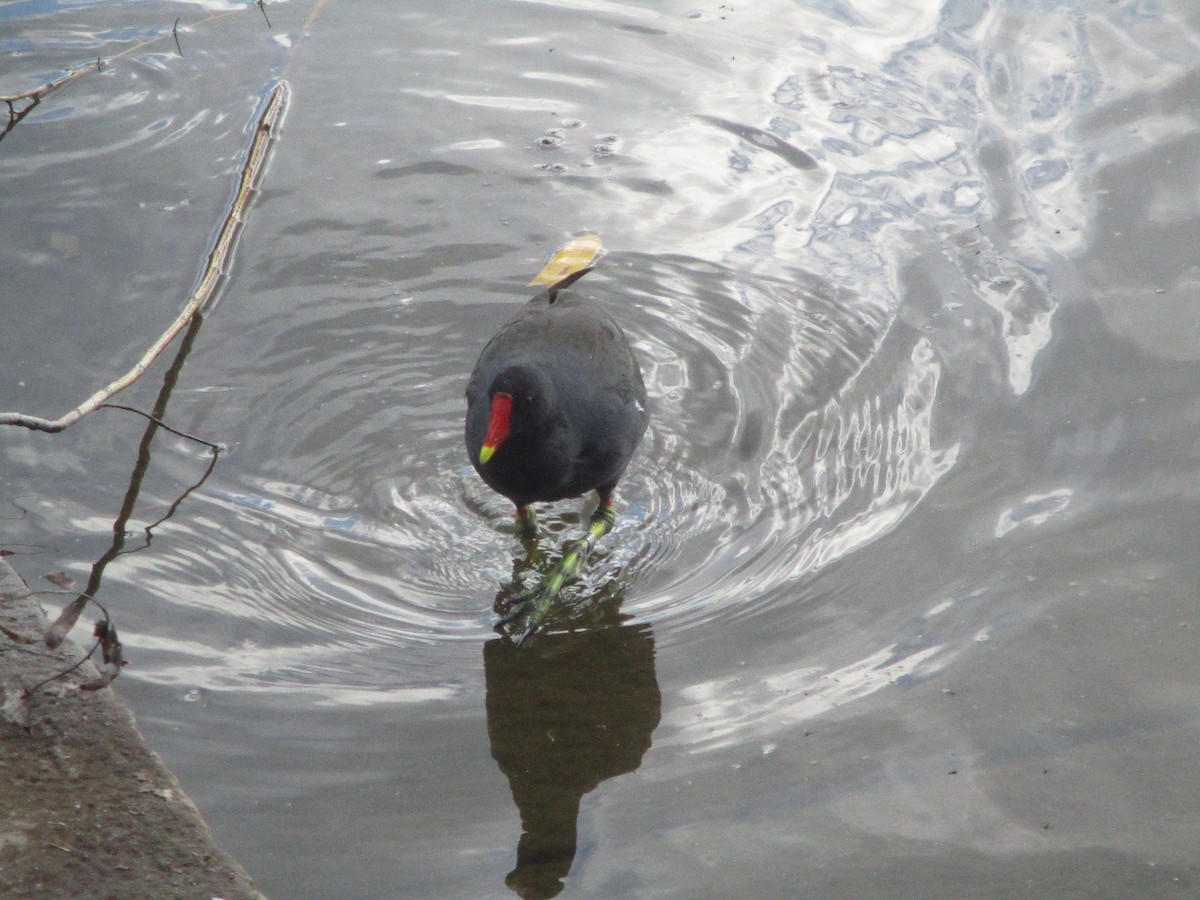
[44,571,75,589]
[95,620,125,669]
[529,232,605,286]
[0,624,35,644]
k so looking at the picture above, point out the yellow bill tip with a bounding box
[479,445,496,464]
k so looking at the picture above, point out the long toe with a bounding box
[496,596,533,626]
[516,619,541,647]
[513,591,556,644]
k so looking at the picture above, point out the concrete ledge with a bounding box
[0,558,265,899]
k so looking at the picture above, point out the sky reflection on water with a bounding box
[2,1,1199,898]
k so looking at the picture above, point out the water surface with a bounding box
[2,1,1198,897]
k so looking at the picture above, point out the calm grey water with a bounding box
[3,1,1199,897]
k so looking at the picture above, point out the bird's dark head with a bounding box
[478,365,555,465]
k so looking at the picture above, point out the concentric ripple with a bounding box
[117,238,960,698]
[104,0,1100,696]
[604,257,958,640]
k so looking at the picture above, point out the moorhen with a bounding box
[465,263,648,644]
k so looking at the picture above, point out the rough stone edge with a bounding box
[0,557,267,899]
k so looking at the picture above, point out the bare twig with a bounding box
[25,638,102,695]
[98,403,223,451]
[138,448,220,545]
[194,79,290,316]
[47,298,213,648]
[0,65,97,145]
[2,4,278,146]
[19,587,114,686]
[41,592,106,652]
[0,95,38,137]
[0,80,290,435]
[0,66,93,117]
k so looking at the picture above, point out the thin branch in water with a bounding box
[41,593,101,650]
[0,65,93,110]
[0,496,31,522]
[52,309,214,645]
[195,80,289,316]
[2,95,37,135]
[96,6,258,71]
[27,588,112,672]
[2,585,118,726]
[67,399,226,558]
[138,448,220,546]
[108,445,220,558]
[21,587,110,609]
[258,0,272,29]
[2,5,273,146]
[23,638,104,699]
[97,403,223,452]
[0,65,94,145]
[0,80,290,435]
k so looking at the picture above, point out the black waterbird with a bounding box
[465,250,648,644]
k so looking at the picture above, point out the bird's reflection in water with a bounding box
[484,619,661,899]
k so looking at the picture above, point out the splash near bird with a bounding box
[465,234,648,644]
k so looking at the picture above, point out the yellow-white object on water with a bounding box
[529,232,605,285]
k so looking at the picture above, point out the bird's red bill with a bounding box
[480,392,513,464]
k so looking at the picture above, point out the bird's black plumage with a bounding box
[465,270,648,507]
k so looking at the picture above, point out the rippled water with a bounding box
[3,1,1199,897]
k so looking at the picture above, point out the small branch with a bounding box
[193,79,290,316]
[41,588,110,652]
[138,447,220,544]
[0,80,290,435]
[44,293,213,648]
[0,497,31,522]
[0,65,94,114]
[0,65,97,145]
[2,94,38,135]
[2,5,276,147]
[98,403,224,451]
[8,587,116,689]
[25,638,103,696]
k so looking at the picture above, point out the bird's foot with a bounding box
[495,537,587,644]
[495,588,554,646]
[495,502,616,645]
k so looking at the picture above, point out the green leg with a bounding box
[514,505,542,565]
[514,505,537,540]
[498,500,617,645]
